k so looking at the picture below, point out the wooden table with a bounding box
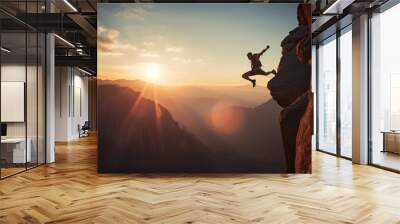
[381,131,400,154]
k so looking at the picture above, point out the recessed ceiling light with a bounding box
[78,67,93,76]
[54,34,75,48]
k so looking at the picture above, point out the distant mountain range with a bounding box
[98,79,272,108]
[98,79,286,172]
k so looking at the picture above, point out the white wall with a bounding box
[55,67,70,141]
[72,73,89,138]
[55,67,89,141]
[1,82,25,122]
[1,65,35,138]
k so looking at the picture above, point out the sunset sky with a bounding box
[98,3,298,85]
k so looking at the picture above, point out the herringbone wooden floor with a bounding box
[1,136,400,224]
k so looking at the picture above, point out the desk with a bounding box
[382,131,400,154]
[1,138,31,163]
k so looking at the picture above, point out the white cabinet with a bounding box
[1,138,32,163]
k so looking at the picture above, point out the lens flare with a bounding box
[211,102,245,135]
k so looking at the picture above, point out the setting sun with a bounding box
[145,63,161,84]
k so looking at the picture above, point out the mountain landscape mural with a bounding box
[97,3,311,173]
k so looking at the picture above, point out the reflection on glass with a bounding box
[371,3,400,171]
[340,27,352,158]
[390,75,400,130]
[38,33,46,165]
[1,32,28,177]
[27,31,38,169]
[317,35,337,154]
[0,1,46,178]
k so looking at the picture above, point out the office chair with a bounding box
[79,121,90,138]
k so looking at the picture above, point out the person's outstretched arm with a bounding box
[259,45,270,56]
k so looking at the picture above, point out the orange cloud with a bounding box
[98,26,137,55]
[165,46,184,53]
[116,7,149,20]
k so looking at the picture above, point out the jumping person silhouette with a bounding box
[242,45,276,87]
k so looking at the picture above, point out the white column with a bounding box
[45,1,55,163]
[312,45,317,151]
[352,14,369,164]
[46,33,55,163]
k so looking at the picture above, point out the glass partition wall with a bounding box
[339,26,352,159]
[0,3,46,179]
[316,25,353,159]
[370,3,400,171]
[317,35,337,155]
[0,30,27,177]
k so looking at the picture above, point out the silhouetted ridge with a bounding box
[98,84,215,172]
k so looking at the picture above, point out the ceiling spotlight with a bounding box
[1,47,11,53]
[54,34,75,48]
[78,67,93,76]
[322,0,355,15]
[76,48,84,55]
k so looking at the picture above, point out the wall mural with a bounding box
[97,3,312,173]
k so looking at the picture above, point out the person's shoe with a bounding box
[251,80,256,88]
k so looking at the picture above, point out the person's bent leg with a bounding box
[256,68,276,76]
[242,71,253,81]
[256,68,268,75]
[242,71,256,87]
